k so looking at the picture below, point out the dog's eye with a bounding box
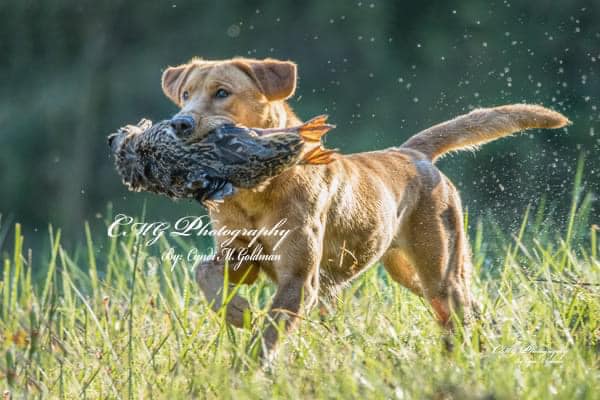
[215,88,230,99]
[182,91,189,101]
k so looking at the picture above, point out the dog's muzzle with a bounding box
[170,115,195,137]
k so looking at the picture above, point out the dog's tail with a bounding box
[400,104,570,163]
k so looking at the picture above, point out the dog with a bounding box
[160,57,570,359]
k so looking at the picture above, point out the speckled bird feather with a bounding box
[108,116,336,205]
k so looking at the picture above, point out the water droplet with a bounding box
[227,25,240,37]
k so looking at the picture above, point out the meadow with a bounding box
[1,165,598,399]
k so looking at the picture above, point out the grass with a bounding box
[1,171,599,399]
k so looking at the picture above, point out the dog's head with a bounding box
[162,57,297,140]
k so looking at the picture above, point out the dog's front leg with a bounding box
[253,227,322,361]
[195,259,255,327]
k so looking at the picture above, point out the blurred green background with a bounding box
[0,0,598,250]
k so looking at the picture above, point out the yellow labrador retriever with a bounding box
[161,57,569,359]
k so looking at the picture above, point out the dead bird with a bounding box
[108,115,337,204]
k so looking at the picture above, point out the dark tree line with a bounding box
[0,0,598,246]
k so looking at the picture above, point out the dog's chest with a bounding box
[209,193,280,245]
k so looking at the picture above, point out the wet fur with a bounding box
[162,57,570,360]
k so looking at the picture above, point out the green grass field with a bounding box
[1,167,598,399]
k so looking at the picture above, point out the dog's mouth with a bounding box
[185,116,237,142]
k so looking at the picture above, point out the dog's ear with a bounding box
[161,64,192,106]
[234,59,297,101]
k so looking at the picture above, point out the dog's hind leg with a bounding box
[381,248,423,297]
[407,180,477,329]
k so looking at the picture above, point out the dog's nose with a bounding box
[170,116,195,136]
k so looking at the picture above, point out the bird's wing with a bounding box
[206,131,273,162]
